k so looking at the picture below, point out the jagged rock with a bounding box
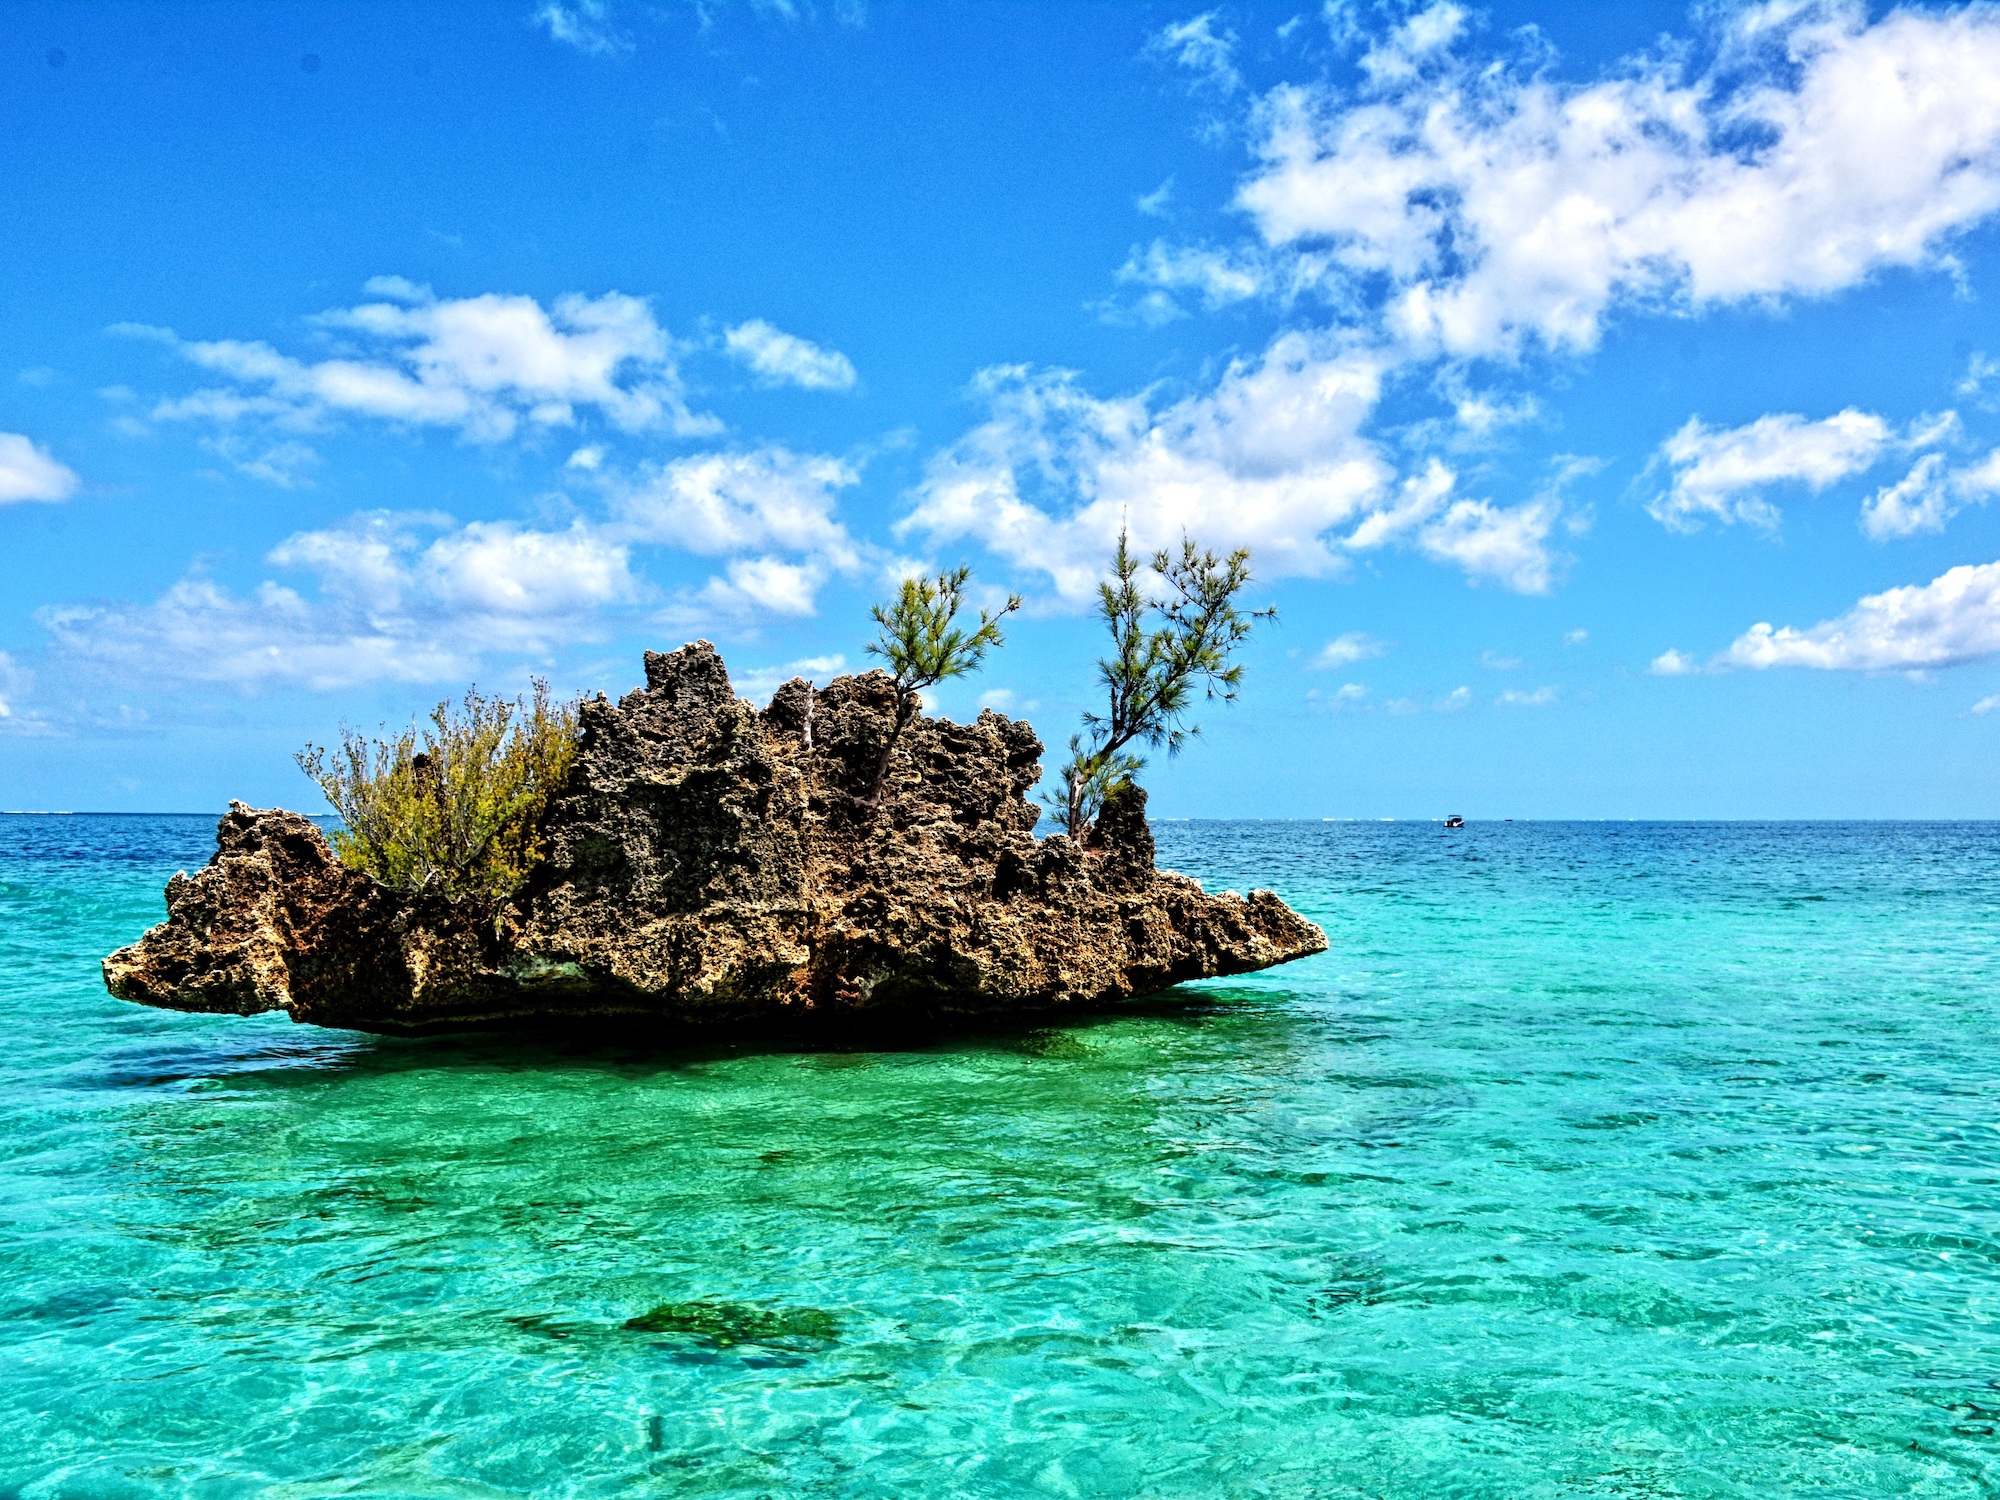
[103,643,1327,1036]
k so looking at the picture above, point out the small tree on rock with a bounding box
[1051,528,1273,839]
[864,566,1022,805]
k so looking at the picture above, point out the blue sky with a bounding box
[6,0,2000,817]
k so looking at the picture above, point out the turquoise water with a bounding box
[4,814,1999,1497]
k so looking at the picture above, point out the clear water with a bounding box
[3,814,1999,1498]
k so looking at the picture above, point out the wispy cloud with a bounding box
[722,319,858,391]
[1146,12,1241,93]
[533,0,630,55]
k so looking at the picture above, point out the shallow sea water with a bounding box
[3,814,1998,1498]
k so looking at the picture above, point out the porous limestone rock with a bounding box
[104,642,1326,1036]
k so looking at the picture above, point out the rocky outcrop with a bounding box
[104,643,1327,1036]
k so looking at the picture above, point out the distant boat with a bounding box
[1443,814,1465,828]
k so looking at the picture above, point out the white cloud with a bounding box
[612,447,863,616]
[0,433,81,504]
[1860,448,2000,540]
[1112,240,1270,322]
[904,338,1388,600]
[1649,409,1891,531]
[904,340,1562,601]
[1859,453,1953,540]
[533,0,629,54]
[1452,390,1538,438]
[1564,628,1589,645]
[1147,12,1241,93]
[1725,559,2000,672]
[362,275,434,303]
[723,319,858,392]
[1235,2,2000,358]
[1410,490,1561,594]
[41,512,636,691]
[1435,684,1471,711]
[694,555,826,618]
[1970,694,2000,716]
[731,653,848,703]
[615,447,859,560]
[1481,650,1521,670]
[1137,178,1176,218]
[1959,352,2000,406]
[1314,631,1384,668]
[1497,685,1558,706]
[126,285,718,448]
[1360,3,1466,85]
[1650,648,1699,676]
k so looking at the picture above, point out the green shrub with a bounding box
[296,679,580,902]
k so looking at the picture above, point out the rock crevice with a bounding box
[104,643,1327,1036]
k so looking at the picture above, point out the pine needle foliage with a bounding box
[296,679,580,903]
[1051,528,1274,838]
[864,566,1022,804]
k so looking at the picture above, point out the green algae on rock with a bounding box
[102,642,1326,1036]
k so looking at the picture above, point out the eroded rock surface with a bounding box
[104,643,1327,1036]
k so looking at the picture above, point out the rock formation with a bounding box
[104,643,1326,1036]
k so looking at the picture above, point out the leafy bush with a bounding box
[296,679,580,902]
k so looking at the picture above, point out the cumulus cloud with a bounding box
[1497,685,1558,706]
[691,555,827,618]
[1860,448,2000,539]
[1314,631,1384,668]
[40,512,637,691]
[123,284,718,449]
[722,319,858,391]
[903,337,1565,601]
[0,433,81,504]
[1725,559,2000,672]
[1650,648,1699,676]
[1233,1,2000,358]
[1971,694,2000,715]
[1649,409,1892,531]
[917,2,2000,608]
[612,446,864,616]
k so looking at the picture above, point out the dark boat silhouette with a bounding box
[1443,815,1465,828]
